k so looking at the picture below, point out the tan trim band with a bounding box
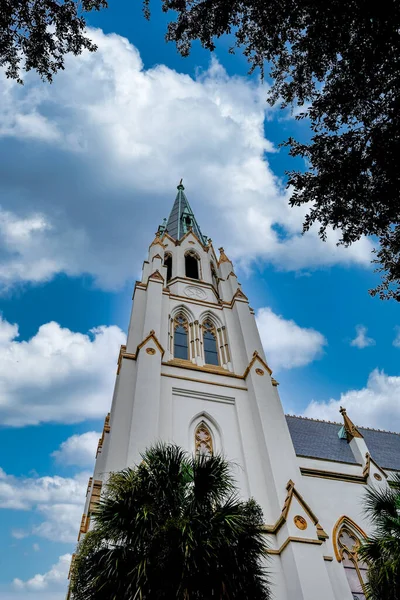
[300,467,366,484]
[267,537,323,555]
[161,372,247,391]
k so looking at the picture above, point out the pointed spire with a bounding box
[339,406,363,442]
[165,182,206,244]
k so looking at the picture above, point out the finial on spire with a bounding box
[218,247,231,265]
[339,406,363,442]
[177,178,184,190]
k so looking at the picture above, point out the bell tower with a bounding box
[75,183,341,600]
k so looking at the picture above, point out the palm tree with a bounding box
[70,443,270,600]
[359,473,400,600]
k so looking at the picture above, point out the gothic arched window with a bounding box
[203,320,219,366]
[174,315,189,360]
[164,253,172,282]
[185,251,200,280]
[195,422,213,456]
[334,517,368,599]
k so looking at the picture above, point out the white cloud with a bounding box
[0,316,125,426]
[52,431,100,467]
[304,369,400,432]
[0,467,88,543]
[33,543,40,552]
[350,325,375,349]
[256,307,327,370]
[393,327,400,348]
[13,553,71,592]
[0,29,373,291]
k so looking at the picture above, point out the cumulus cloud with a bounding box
[52,431,99,467]
[0,29,373,291]
[350,325,375,349]
[304,369,400,432]
[13,553,71,592]
[0,316,125,426]
[256,307,327,370]
[0,467,88,543]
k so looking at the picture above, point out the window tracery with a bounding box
[195,422,213,456]
[334,517,368,599]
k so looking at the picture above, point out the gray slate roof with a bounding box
[286,415,400,471]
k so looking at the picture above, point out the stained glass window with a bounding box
[203,321,219,365]
[174,315,189,360]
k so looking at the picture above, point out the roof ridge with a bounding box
[285,413,400,436]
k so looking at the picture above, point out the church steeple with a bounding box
[164,181,206,244]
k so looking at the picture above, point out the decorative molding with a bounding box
[243,351,273,378]
[68,554,76,580]
[255,368,264,376]
[323,556,334,562]
[86,477,93,496]
[300,466,366,484]
[161,372,247,391]
[195,422,213,456]
[271,377,279,386]
[264,479,328,542]
[339,406,363,441]
[232,288,248,302]
[149,269,164,282]
[267,537,323,555]
[332,516,367,563]
[78,514,90,541]
[184,285,207,300]
[89,480,102,514]
[172,386,235,404]
[149,232,164,248]
[218,247,231,265]
[363,452,388,480]
[294,515,307,530]
[152,254,163,261]
[146,347,156,355]
[96,413,111,457]
[163,359,239,378]
[137,330,165,358]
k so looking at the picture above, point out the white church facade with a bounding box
[71,183,400,599]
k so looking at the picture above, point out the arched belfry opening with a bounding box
[164,253,172,282]
[185,251,200,280]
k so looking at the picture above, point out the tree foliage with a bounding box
[359,474,400,599]
[145,0,400,300]
[0,0,107,83]
[70,443,270,600]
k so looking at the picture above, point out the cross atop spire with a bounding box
[164,182,206,244]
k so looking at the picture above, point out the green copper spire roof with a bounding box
[164,181,206,244]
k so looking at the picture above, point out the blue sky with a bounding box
[0,1,399,597]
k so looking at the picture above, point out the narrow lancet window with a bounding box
[164,254,172,282]
[185,251,199,280]
[203,320,219,366]
[174,315,189,360]
[195,422,213,456]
